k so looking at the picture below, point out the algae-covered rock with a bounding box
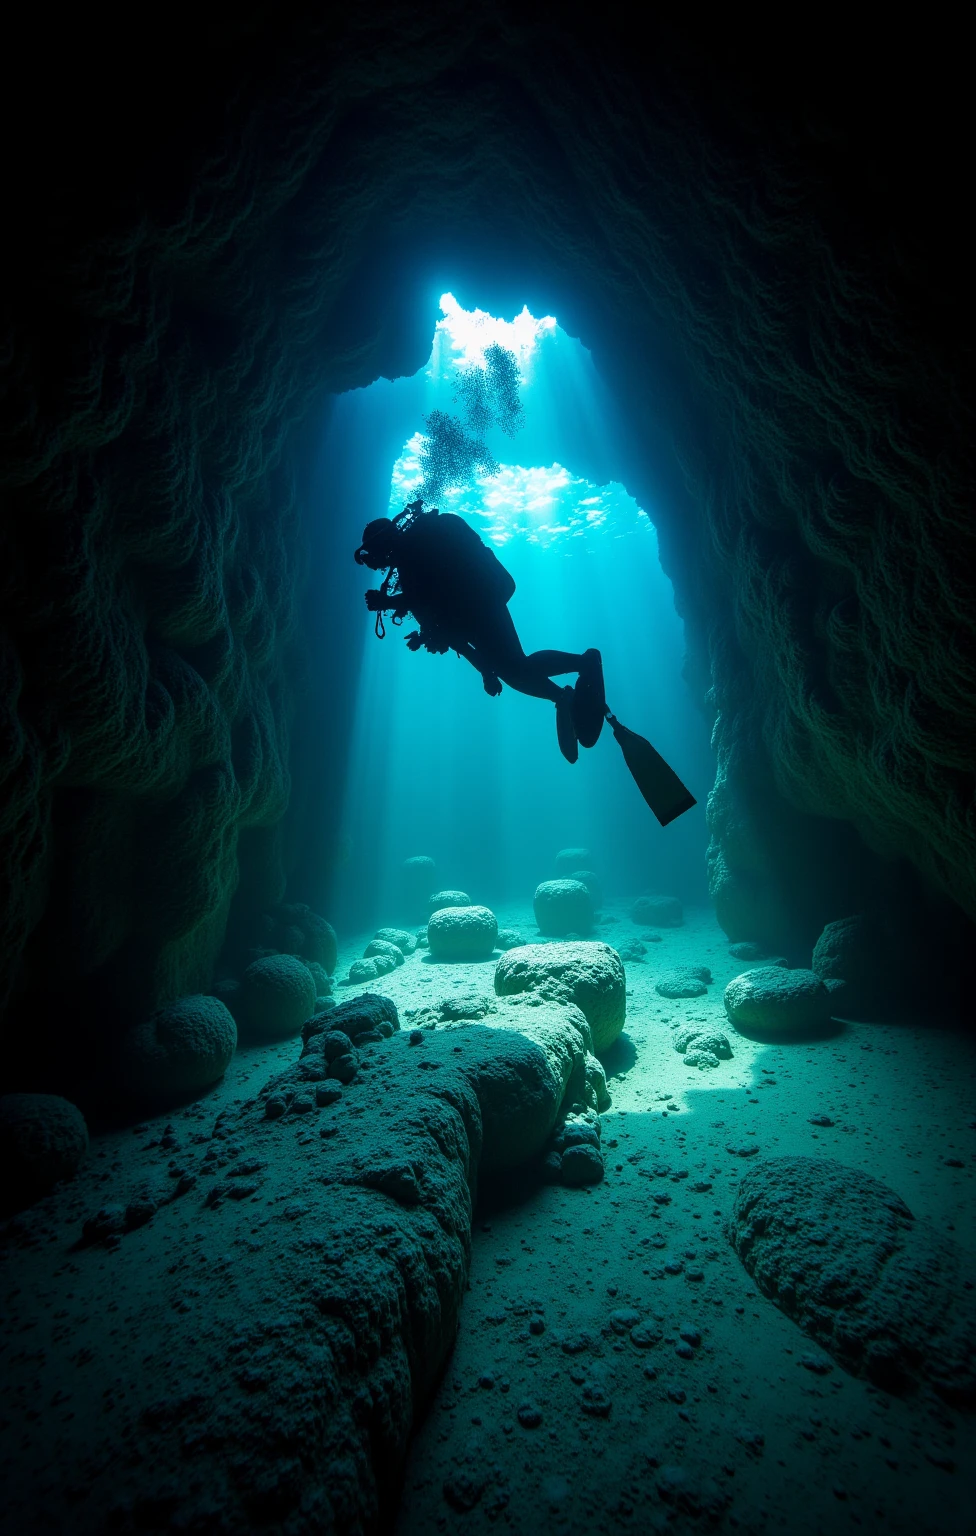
[496,928,524,950]
[655,965,711,999]
[427,905,498,961]
[729,941,768,961]
[533,879,594,937]
[305,960,332,995]
[428,889,471,916]
[494,941,625,1054]
[632,893,683,927]
[118,994,237,1103]
[555,847,591,875]
[673,1026,732,1059]
[0,1093,89,1212]
[811,913,895,1015]
[731,1156,976,1402]
[268,902,338,974]
[724,966,832,1034]
[374,926,417,954]
[306,993,399,1044]
[568,869,602,909]
[236,953,316,1041]
[438,1000,591,1173]
[364,938,405,967]
[348,957,380,984]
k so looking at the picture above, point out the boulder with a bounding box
[811,914,894,1015]
[306,994,399,1045]
[348,957,380,983]
[496,928,524,950]
[437,1000,592,1172]
[631,893,683,927]
[673,1027,732,1059]
[555,847,591,875]
[236,954,317,1042]
[728,941,768,961]
[427,905,498,961]
[655,965,711,999]
[568,869,602,909]
[428,889,471,916]
[494,941,625,1054]
[533,879,594,936]
[616,938,647,963]
[304,961,332,995]
[118,994,237,1103]
[0,1093,88,1213]
[374,926,418,955]
[730,1157,976,1402]
[685,1048,720,1069]
[724,966,832,1035]
[364,938,405,967]
[269,903,338,974]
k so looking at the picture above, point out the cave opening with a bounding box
[307,291,713,933]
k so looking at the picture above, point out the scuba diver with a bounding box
[355,499,605,762]
[355,499,697,823]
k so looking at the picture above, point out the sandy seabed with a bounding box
[2,903,974,1534]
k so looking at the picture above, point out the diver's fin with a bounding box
[573,648,606,748]
[607,710,696,826]
[555,688,579,764]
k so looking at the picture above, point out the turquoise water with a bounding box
[314,296,714,931]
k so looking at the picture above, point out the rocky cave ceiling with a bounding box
[0,8,972,1084]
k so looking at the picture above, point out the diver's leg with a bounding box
[454,639,502,696]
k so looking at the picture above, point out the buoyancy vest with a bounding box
[395,512,515,633]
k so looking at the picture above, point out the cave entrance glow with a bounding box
[314,295,714,931]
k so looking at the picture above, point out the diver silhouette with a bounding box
[355,500,604,762]
[355,500,698,822]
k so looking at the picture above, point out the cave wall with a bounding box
[1,9,972,1085]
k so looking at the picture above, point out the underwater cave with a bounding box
[1,10,973,1534]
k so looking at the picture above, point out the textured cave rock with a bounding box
[1,7,973,1096]
[730,1157,976,1403]
[494,941,626,1054]
[0,1001,593,1533]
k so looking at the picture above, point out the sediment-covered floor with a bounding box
[1,904,973,1533]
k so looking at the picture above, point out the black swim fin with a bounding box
[606,710,696,826]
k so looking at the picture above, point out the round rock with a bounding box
[494,941,625,1053]
[364,938,404,967]
[118,994,237,1103]
[725,967,832,1034]
[562,1143,604,1186]
[555,847,591,875]
[237,955,316,1042]
[496,928,524,950]
[427,905,498,961]
[568,869,602,909]
[655,968,709,999]
[374,927,417,955]
[631,894,683,927]
[0,1094,89,1212]
[428,889,471,917]
[533,879,594,937]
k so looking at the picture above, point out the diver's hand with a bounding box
[365,589,387,612]
[483,672,502,697]
[405,631,423,652]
